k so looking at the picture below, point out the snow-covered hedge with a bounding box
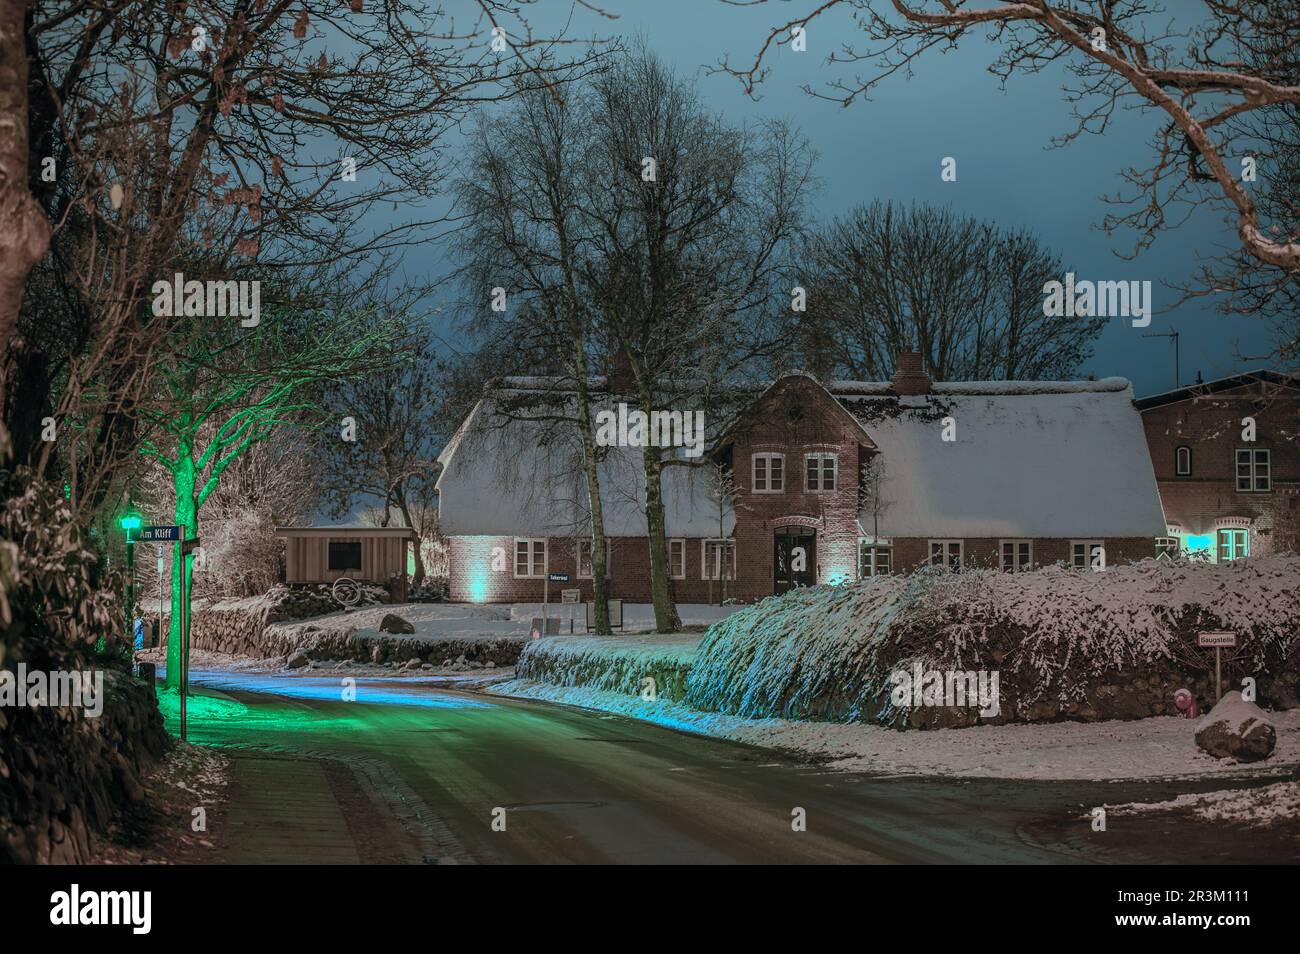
[683,557,1300,726]
[515,634,701,701]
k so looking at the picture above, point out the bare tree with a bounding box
[317,301,442,582]
[794,201,1102,381]
[5,0,609,520]
[455,83,617,633]
[583,46,815,631]
[717,1,1300,272]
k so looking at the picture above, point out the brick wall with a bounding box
[446,535,727,604]
[727,376,870,600]
[1141,385,1300,557]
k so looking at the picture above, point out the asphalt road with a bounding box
[177,670,1296,865]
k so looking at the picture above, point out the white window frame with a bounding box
[701,538,737,581]
[1071,540,1106,571]
[928,539,962,570]
[1175,446,1192,477]
[804,453,838,493]
[857,540,892,577]
[1217,528,1249,562]
[668,538,687,580]
[513,537,547,578]
[999,539,1033,572]
[1236,448,1271,492]
[1155,536,1179,560]
[576,538,611,579]
[751,453,785,493]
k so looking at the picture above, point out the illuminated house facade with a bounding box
[1137,370,1300,562]
[436,353,1169,603]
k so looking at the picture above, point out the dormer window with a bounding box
[1175,446,1192,476]
[752,453,784,493]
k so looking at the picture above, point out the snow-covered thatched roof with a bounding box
[435,373,1165,541]
[435,397,733,538]
[836,380,1166,539]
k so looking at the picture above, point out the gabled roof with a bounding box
[713,371,877,451]
[1134,370,1298,411]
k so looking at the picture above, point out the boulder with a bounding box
[379,613,415,635]
[1195,691,1276,762]
[285,650,310,670]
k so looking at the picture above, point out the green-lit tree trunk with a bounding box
[166,444,198,689]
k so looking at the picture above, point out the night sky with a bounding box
[416,1,1279,398]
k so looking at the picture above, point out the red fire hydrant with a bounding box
[1174,688,1199,719]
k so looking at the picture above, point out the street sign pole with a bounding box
[542,547,549,629]
[1197,631,1237,703]
[1215,647,1222,703]
[157,545,164,654]
[178,526,187,743]
[125,531,135,650]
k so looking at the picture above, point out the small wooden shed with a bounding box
[275,526,415,584]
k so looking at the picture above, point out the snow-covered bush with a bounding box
[684,557,1300,725]
[196,508,285,598]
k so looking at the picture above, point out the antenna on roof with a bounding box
[1141,328,1180,389]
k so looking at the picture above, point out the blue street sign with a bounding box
[141,525,181,542]
[548,572,570,583]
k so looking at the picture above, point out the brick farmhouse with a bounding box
[435,352,1174,603]
[1136,370,1300,561]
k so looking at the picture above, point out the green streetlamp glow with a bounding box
[119,514,142,532]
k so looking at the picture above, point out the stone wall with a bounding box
[0,671,167,864]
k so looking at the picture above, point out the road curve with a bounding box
[179,670,1289,864]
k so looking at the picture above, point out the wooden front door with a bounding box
[773,526,816,593]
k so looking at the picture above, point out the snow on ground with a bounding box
[140,647,515,686]
[503,602,742,631]
[282,601,521,641]
[490,678,1300,781]
[267,602,741,641]
[1107,781,1300,832]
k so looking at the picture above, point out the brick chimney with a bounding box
[890,348,932,396]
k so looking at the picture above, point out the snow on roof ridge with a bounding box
[831,377,1131,395]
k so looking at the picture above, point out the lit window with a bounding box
[1236,449,1271,492]
[668,539,686,580]
[752,454,784,493]
[858,541,891,577]
[702,539,736,580]
[804,454,838,492]
[1000,540,1032,572]
[514,538,546,578]
[1175,446,1192,476]
[1071,540,1105,571]
[1217,529,1249,562]
[928,540,962,571]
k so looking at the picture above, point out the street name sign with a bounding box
[548,572,571,583]
[141,525,181,542]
